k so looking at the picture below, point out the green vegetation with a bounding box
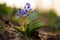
[0,3,60,40]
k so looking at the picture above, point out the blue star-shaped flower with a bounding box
[24,3,30,9]
[16,3,33,19]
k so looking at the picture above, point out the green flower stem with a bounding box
[24,35,31,40]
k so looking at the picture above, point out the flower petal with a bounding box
[16,13,19,19]
[26,3,30,6]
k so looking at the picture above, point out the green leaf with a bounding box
[14,27,24,35]
[29,23,40,32]
[28,21,44,35]
[28,12,38,22]
[24,24,30,36]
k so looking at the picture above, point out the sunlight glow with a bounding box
[53,0,60,16]
[0,0,60,16]
[0,0,37,10]
[40,0,52,10]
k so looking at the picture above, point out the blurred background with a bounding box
[0,0,60,16]
[0,0,60,40]
[0,0,60,25]
[0,0,60,32]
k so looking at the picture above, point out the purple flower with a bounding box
[29,8,33,13]
[24,3,33,13]
[16,3,33,19]
[16,9,27,18]
[23,9,27,16]
[26,3,30,6]
[18,8,23,14]
[16,12,19,19]
[24,3,30,9]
